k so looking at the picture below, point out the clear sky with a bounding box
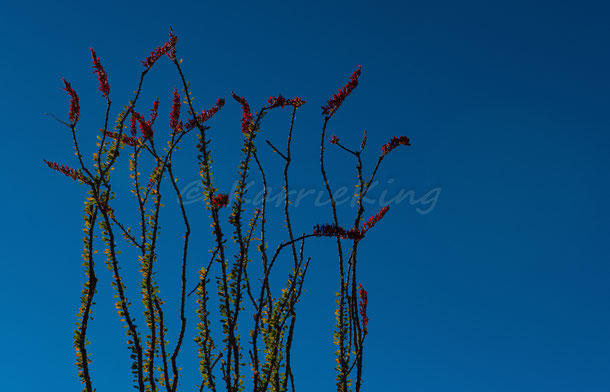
[1,1,609,391]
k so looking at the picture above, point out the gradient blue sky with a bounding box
[1,1,609,391]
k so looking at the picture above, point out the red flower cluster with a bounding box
[44,160,86,182]
[313,206,390,241]
[104,131,140,147]
[381,136,410,156]
[62,78,80,125]
[184,98,225,130]
[169,88,182,133]
[267,95,306,109]
[167,30,178,60]
[313,223,363,240]
[129,113,138,136]
[132,99,160,139]
[330,135,339,145]
[142,33,178,68]
[231,92,254,134]
[149,98,159,124]
[359,205,389,233]
[211,193,229,208]
[313,223,340,237]
[358,283,369,333]
[90,48,110,98]
[322,65,362,117]
[132,112,151,139]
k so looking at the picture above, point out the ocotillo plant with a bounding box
[45,30,411,392]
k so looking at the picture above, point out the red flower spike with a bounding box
[131,112,149,139]
[211,193,229,208]
[185,98,225,130]
[140,120,153,139]
[322,65,362,117]
[358,283,369,334]
[313,223,363,241]
[268,94,287,108]
[149,98,160,126]
[132,99,160,140]
[169,88,182,133]
[167,29,178,61]
[288,97,306,108]
[268,95,306,109]
[62,78,80,125]
[231,92,254,134]
[90,48,110,98]
[314,206,389,242]
[381,136,411,156]
[360,205,390,234]
[142,33,178,68]
[330,135,339,145]
[44,160,87,182]
[129,113,138,136]
[104,131,140,147]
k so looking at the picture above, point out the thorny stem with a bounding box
[320,117,349,392]
[74,203,98,392]
[171,56,231,391]
[154,298,172,392]
[283,106,299,269]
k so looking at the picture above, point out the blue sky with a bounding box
[1,1,609,391]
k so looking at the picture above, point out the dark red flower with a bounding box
[358,283,369,334]
[149,98,160,125]
[167,29,178,60]
[184,98,225,130]
[142,33,178,68]
[104,131,140,147]
[288,97,305,107]
[322,65,361,117]
[132,112,149,139]
[44,160,87,182]
[313,223,340,237]
[359,205,389,234]
[314,206,389,242]
[132,99,160,139]
[90,48,110,98]
[169,87,182,133]
[313,223,363,240]
[231,92,254,134]
[381,136,411,156]
[211,193,229,208]
[62,78,80,125]
[268,95,306,109]
[129,113,138,136]
[268,95,287,108]
[330,135,339,145]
